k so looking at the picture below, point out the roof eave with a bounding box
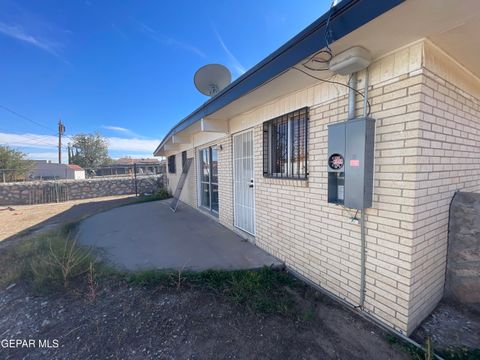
[153,0,405,156]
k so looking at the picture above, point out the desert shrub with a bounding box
[7,225,95,292]
[125,269,171,287]
[153,187,171,200]
[135,187,171,203]
[126,267,296,315]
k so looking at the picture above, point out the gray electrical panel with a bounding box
[327,117,375,209]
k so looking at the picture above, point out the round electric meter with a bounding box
[328,154,344,170]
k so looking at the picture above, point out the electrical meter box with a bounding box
[327,117,375,209]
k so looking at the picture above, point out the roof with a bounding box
[114,157,160,165]
[154,0,404,155]
[67,164,84,171]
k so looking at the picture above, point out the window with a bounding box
[199,146,218,214]
[263,107,308,179]
[168,155,176,174]
[182,151,187,169]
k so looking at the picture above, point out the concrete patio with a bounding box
[78,200,281,271]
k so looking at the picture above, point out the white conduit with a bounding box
[359,67,369,309]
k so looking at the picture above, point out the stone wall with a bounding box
[0,175,166,205]
[446,192,480,306]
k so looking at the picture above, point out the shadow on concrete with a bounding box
[0,196,138,250]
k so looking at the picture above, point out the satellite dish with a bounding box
[194,64,231,96]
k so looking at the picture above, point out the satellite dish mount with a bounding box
[194,64,231,97]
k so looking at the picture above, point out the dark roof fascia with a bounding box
[154,0,404,155]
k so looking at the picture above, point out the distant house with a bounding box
[95,157,164,177]
[30,161,85,180]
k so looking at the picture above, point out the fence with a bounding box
[0,169,30,183]
[0,174,167,206]
[1,162,166,183]
[90,163,165,178]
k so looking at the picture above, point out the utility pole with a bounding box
[58,119,65,164]
[67,143,71,164]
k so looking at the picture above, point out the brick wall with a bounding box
[220,42,425,334]
[160,39,480,335]
[252,85,420,333]
[406,42,480,330]
[218,136,234,229]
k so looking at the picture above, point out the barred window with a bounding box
[168,155,176,174]
[263,107,308,179]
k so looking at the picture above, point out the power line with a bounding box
[292,67,371,116]
[0,104,54,132]
[0,128,69,150]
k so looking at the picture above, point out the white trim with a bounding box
[196,148,202,208]
[200,118,229,133]
[423,38,480,85]
[197,145,219,214]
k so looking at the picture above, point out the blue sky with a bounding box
[0,0,330,161]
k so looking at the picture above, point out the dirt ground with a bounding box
[0,197,477,359]
[0,195,137,244]
[412,300,480,350]
[0,195,409,359]
[0,279,409,360]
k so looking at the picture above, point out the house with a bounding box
[95,158,164,177]
[153,0,480,336]
[30,161,86,180]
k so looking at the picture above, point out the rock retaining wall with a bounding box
[446,192,480,306]
[0,175,166,205]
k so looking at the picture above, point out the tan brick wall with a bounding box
[222,42,424,334]
[218,136,234,229]
[406,42,480,331]
[252,88,420,333]
[161,40,480,335]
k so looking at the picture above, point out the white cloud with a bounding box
[0,132,160,155]
[102,125,130,133]
[0,132,58,148]
[102,125,141,138]
[212,26,246,76]
[0,21,62,58]
[26,151,68,163]
[105,136,160,152]
[138,21,206,59]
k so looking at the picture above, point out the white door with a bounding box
[233,130,255,235]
